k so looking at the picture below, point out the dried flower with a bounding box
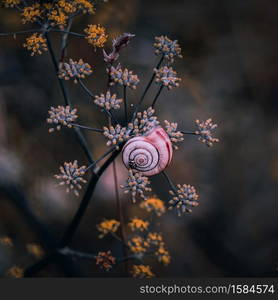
[108,64,139,89]
[195,118,219,147]
[54,160,87,196]
[58,59,93,83]
[154,66,181,89]
[169,184,199,215]
[84,24,107,48]
[3,0,20,7]
[6,266,24,278]
[97,219,120,238]
[128,236,149,254]
[26,243,44,259]
[164,120,184,149]
[131,107,160,135]
[128,218,149,232]
[0,236,13,247]
[94,91,122,110]
[154,36,182,62]
[47,105,78,132]
[155,246,171,265]
[23,33,48,56]
[103,124,129,148]
[121,169,152,202]
[103,32,135,63]
[131,265,155,278]
[140,197,166,216]
[21,4,41,24]
[95,251,116,271]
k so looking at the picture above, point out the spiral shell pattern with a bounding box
[122,126,173,176]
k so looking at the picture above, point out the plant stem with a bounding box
[60,148,122,247]
[85,146,117,173]
[151,85,164,108]
[123,86,127,125]
[59,247,96,259]
[70,123,103,133]
[131,55,164,121]
[0,29,42,37]
[45,34,94,165]
[181,131,197,135]
[51,29,85,37]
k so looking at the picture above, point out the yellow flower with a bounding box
[97,219,120,238]
[73,0,95,14]
[23,33,48,56]
[155,246,171,265]
[6,266,23,278]
[128,236,149,254]
[48,8,68,26]
[84,24,108,48]
[26,243,44,259]
[21,4,41,24]
[131,265,155,278]
[58,0,77,14]
[128,218,149,232]
[3,0,20,7]
[140,197,166,216]
[146,232,163,246]
[0,236,13,247]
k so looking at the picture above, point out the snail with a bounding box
[122,126,173,176]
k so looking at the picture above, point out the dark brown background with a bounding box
[0,0,277,277]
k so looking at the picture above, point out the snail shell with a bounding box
[122,126,173,176]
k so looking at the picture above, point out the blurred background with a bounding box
[0,0,278,277]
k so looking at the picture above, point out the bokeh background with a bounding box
[0,0,278,277]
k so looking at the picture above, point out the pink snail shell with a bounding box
[122,126,173,176]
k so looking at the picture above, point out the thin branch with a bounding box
[85,146,117,173]
[78,78,94,97]
[45,34,95,165]
[51,29,85,38]
[123,86,127,125]
[161,171,178,195]
[60,147,122,247]
[70,123,103,133]
[131,55,164,121]
[78,79,118,124]
[181,131,197,135]
[0,29,42,37]
[151,85,164,108]
[59,247,96,260]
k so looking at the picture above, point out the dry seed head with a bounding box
[108,64,139,89]
[195,118,219,147]
[154,66,181,89]
[54,160,87,196]
[154,35,182,63]
[47,105,78,132]
[94,91,123,111]
[58,59,93,83]
[169,184,199,215]
[164,120,184,150]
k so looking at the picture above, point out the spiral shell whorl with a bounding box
[122,126,173,176]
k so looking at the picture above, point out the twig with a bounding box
[45,34,95,165]
[123,86,127,125]
[60,147,122,247]
[151,85,164,108]
[131,55,164,121]
[70,123,103,133]
[59,247,96,260]
[181,131,197,135]
[0,29,42,37]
